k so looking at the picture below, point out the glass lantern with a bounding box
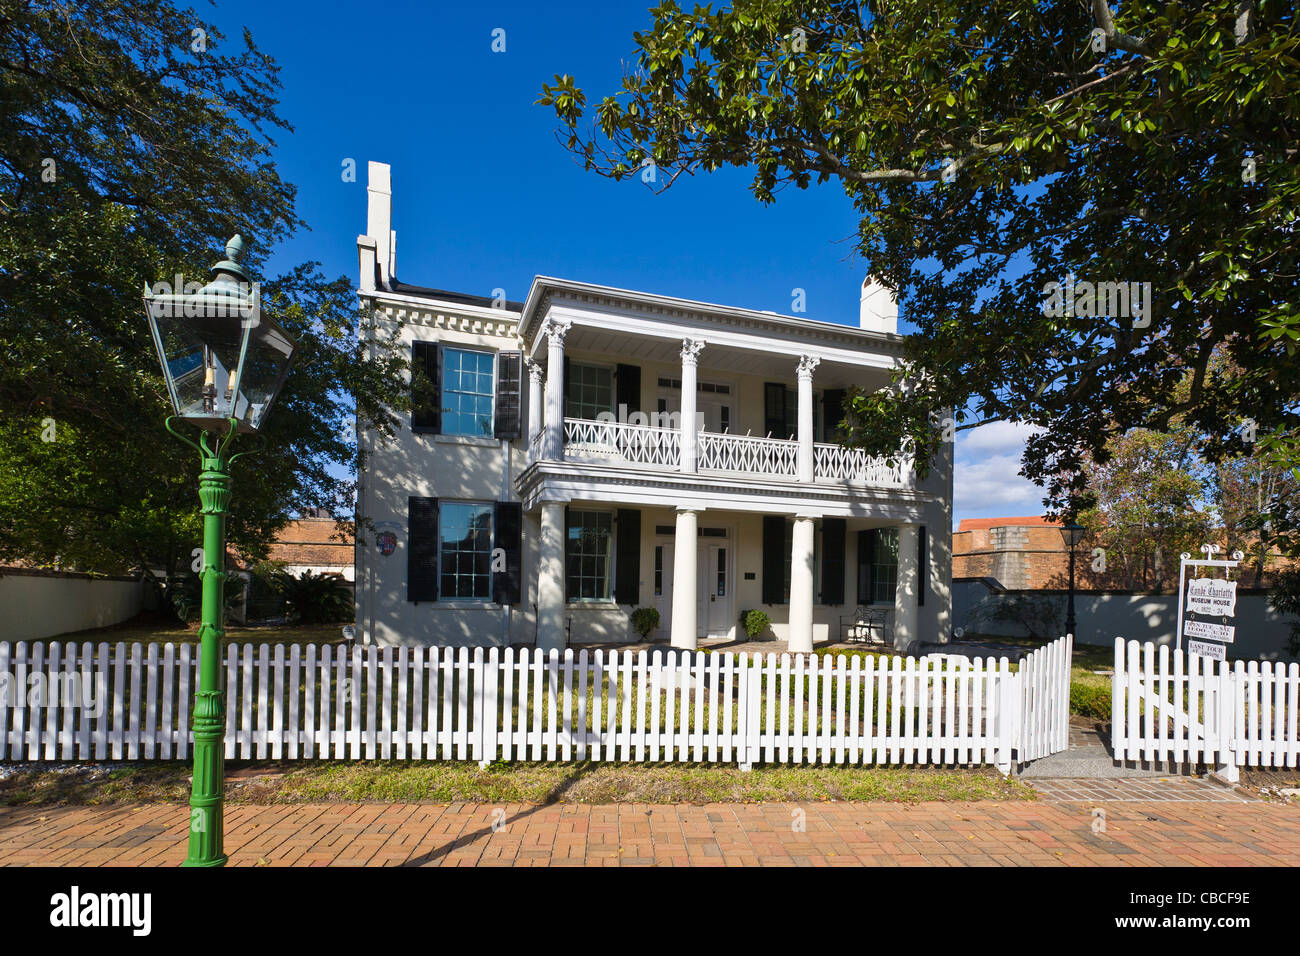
[143,235,295,433]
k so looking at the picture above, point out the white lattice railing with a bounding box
[698,432,799,477]
[813,442,912,487]
[563,418,681,468]
[553,418,911,487]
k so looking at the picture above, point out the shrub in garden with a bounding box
[1071,682,1111,720]
[630,606,660,639]
[273,570,353,624]
[739,608,771,640]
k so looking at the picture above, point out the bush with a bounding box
[272,570,353,625]
[739,608,771,640]
[162,572,240,624]
[630,606,660,639]
[1071,682,1111,720]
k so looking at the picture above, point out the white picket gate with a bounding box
[1112,639,1300,780]
[0,636,1073,772]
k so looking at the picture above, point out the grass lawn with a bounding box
[30,620,346,649]
[0,759,1034,807]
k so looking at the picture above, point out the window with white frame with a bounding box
[442,347,495,437]
[439,502,493,600]
[566,363,613,421]
[566,509,612,601]
[869,528,899,604]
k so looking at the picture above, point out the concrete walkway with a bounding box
[1,798,1296,866]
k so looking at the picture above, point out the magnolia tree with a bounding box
[0,1,408,580]
[540,0,1300,511]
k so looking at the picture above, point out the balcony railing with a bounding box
[547,418,911,488]
[698,430,797,477]
[563,417,681,468]
[813,442,912,486]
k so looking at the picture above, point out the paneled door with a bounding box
[655,534,733,640]
[700,543,732,637]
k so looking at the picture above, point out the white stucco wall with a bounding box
[356,312,954,649]
[0,572,146,643]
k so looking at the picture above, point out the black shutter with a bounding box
[411,341,441,433]
[857,529,875,605]
[762,515,786,605]
[764,382,787,439]
[616,364,641,418]
[408,496,439,602]
[563,506,573,603]
[494,350,522,439]
[821,518,846,605]
[493,501,522,605]
[918,525,927,607]
[614,508,641,605]
[823,389,846,441]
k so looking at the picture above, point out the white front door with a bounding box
[652,540,672,639]
[701,543,732,636]
[654,532,733,640]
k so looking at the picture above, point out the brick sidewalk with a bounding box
[1,798,1298,866]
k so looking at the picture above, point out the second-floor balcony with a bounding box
[546,416,912,488]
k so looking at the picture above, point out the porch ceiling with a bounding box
[539,323,893,389]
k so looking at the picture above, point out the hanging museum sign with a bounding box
[1176,545,1243,661]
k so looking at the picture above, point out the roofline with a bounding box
[519,275,906,351]
[359,286,522,323]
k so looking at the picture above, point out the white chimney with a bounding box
[366,161,394,287]
[859,275,898,334]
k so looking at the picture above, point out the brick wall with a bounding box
[953,519,1078,590]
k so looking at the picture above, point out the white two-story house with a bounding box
[354,163,952,654]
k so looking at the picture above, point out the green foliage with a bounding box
[630,606,661,639]
[1078,426,1214,591]
[271,570,353,625]
[163,572,241,625]
[541,0,1300,519]
[0,1,408,577]
[739,608,771,639]
[1071,682,1112,720]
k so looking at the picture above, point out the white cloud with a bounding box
[953,422,1046,526]
[959,419,1042,453]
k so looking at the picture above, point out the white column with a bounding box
[525,357,544,448]
[788,515,816,653]
[670,507,698,649]
[536,501,566,652]
[796,354,820,482]
[679,339,705,472]
[542,319,571,460]
[893,522,920,653]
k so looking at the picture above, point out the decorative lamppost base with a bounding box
[166,421,252,868]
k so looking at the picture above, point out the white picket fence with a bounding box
[0,636,1072,771]
[1112,639,1300,779]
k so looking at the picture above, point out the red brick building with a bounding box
[263,516,354,581]
[952,516,1078,590]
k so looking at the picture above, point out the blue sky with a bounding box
[211,0,1047,527]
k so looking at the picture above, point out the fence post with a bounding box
[736,654,753,771]
[1111,638,1123,763]
[995,656,1014,775]
[1217,660,1240,783]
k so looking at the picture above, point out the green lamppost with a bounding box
[143,236,295,867]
